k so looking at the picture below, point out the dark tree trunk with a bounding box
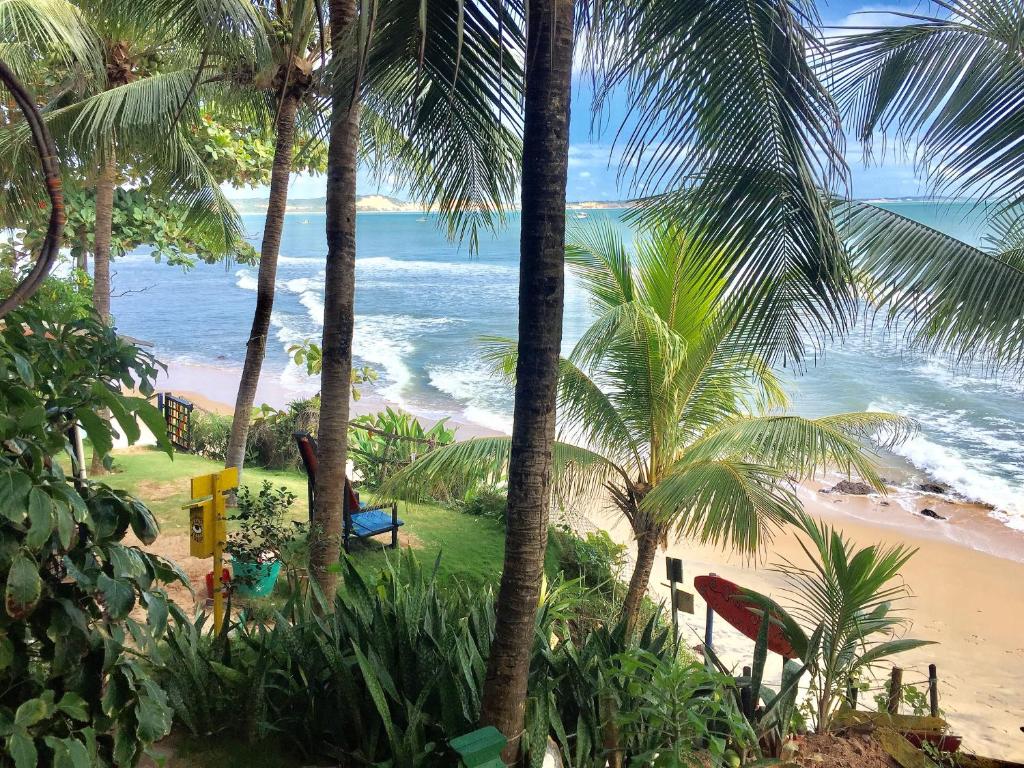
[623,526,660,633]
[90,152,116,475]
[478,0,574,760]
[226,93,300,474]
[309,0,360,597]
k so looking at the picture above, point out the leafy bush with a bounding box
[349,408,456,491]
[548,525,626,593]
[226,482,302,565]
[189,409,232,462]
[454,486,507,524]
[247,398,319,470]
[0,303,186,766]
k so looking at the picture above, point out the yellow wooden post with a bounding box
[184,467,238,635]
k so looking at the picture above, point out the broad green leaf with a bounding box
[25,488,54,550]
[11,352,34,386]
[5,553,42,619]
[76,409,111,460]
[57,692,89,722]
[146,593,168,638]
[96,573,135,620]
[134,402,173,456]
[0,469,31,523]
[14,697,50,728]
[135,681,172,743]
[7,730,36,768]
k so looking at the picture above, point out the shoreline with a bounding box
[156,357,1024,757]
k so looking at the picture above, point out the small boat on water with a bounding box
[416,216,428,222]
[575,212,589,219]
[301,219,310,224]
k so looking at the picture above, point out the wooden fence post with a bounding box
[928,664,939,717]
[887,667,903,715]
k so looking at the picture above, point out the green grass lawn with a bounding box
[104,447,507,587]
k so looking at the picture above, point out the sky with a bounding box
[227,0,930,204]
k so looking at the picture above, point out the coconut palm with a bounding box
[829,0,1024,370]
[309,0,523,595]
[223,0,328,475]
[384,224,912,626]
[0,0,261,323]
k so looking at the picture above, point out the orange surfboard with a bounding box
[694,574,798,658]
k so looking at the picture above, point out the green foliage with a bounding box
[547,525,626,594]
[0,300,186,766]
[453,486,507,525]
[349,408,457,492]
[188,398,318,470]
[226,482,302,567]
[32,185,256,269]
[156,553,744,767]
[774,513,933,733]
[189,410,233,463]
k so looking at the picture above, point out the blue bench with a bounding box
[294,431,403,553]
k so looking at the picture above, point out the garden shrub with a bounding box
[0,303,187,767]
[189,410,232,462]
[453,486,507,524]
[548,525,627,592]
[156,553,749,767]
[349,408,456,492]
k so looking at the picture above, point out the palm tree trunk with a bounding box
[623,527,660,632]
[92,152,115,322]
[309,0,360,597]
[478,0,574,760]
[226,93,301,474]
[90,152,116,475]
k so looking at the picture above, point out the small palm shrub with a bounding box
[349,408,458,493]
[453,486,507,524]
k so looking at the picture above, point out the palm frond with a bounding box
[839,200,1024,369]
[589,0,855,363]
[830,0,1024,206]
[683,412,915,487]
[0,0,102,79]
[641,459,802,553]
[379,437,626,509]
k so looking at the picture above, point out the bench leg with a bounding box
[391,503,398,549]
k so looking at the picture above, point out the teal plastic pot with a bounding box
[231,558,282,598]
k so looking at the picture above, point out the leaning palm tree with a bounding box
[223,0,328,475]
[310,0,523,595]
[829,0,1024,371]
[384,224,912,627]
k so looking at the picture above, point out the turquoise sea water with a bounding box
[109,202,1024,530]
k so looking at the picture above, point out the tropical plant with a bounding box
[310,0,524,600]
[829,0,1024,371]
[774,513,933,733]
[0,298,187,767]
[349,408,457,491]
[226,481,301,566]
[385,225,912,628]
[0,0,261,323]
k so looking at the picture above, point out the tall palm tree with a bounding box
[476,0,574,757]
[829,0,1024,370]
[309,0,523,595]
[384,225,911,626]
[224,0,327,475]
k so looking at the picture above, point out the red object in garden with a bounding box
[694,574,797,658]
[205,568,231,599]
[904,732,962,753]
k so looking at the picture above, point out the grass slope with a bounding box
[106,448,507,587]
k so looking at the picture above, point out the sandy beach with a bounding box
[153,359,1024,760]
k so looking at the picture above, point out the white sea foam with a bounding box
[427,360,513,434]
[868,399,1024,529]
[356,255,516,278]
[235,268,258,291]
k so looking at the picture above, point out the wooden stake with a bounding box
[928,664,939,718]
[887,667,903,715]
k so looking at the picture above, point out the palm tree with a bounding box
[224,0,327,475]
[309,0,523,595]
[829,0,1024,370]
[384,225,912,626]
[476,0,574,756]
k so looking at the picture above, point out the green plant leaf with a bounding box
[5,553,42,620]
[0,469,32,523]
[26,488,54,550]
[57,693,89,722]
[96,573,135,620]
[7,730,37,768]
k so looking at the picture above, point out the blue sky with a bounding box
[228,1,928,203]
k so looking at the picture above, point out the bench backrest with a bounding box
[293,431,359,521]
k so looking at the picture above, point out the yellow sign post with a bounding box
[185,467,238,633]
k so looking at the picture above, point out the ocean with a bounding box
[108,201,1024,530]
